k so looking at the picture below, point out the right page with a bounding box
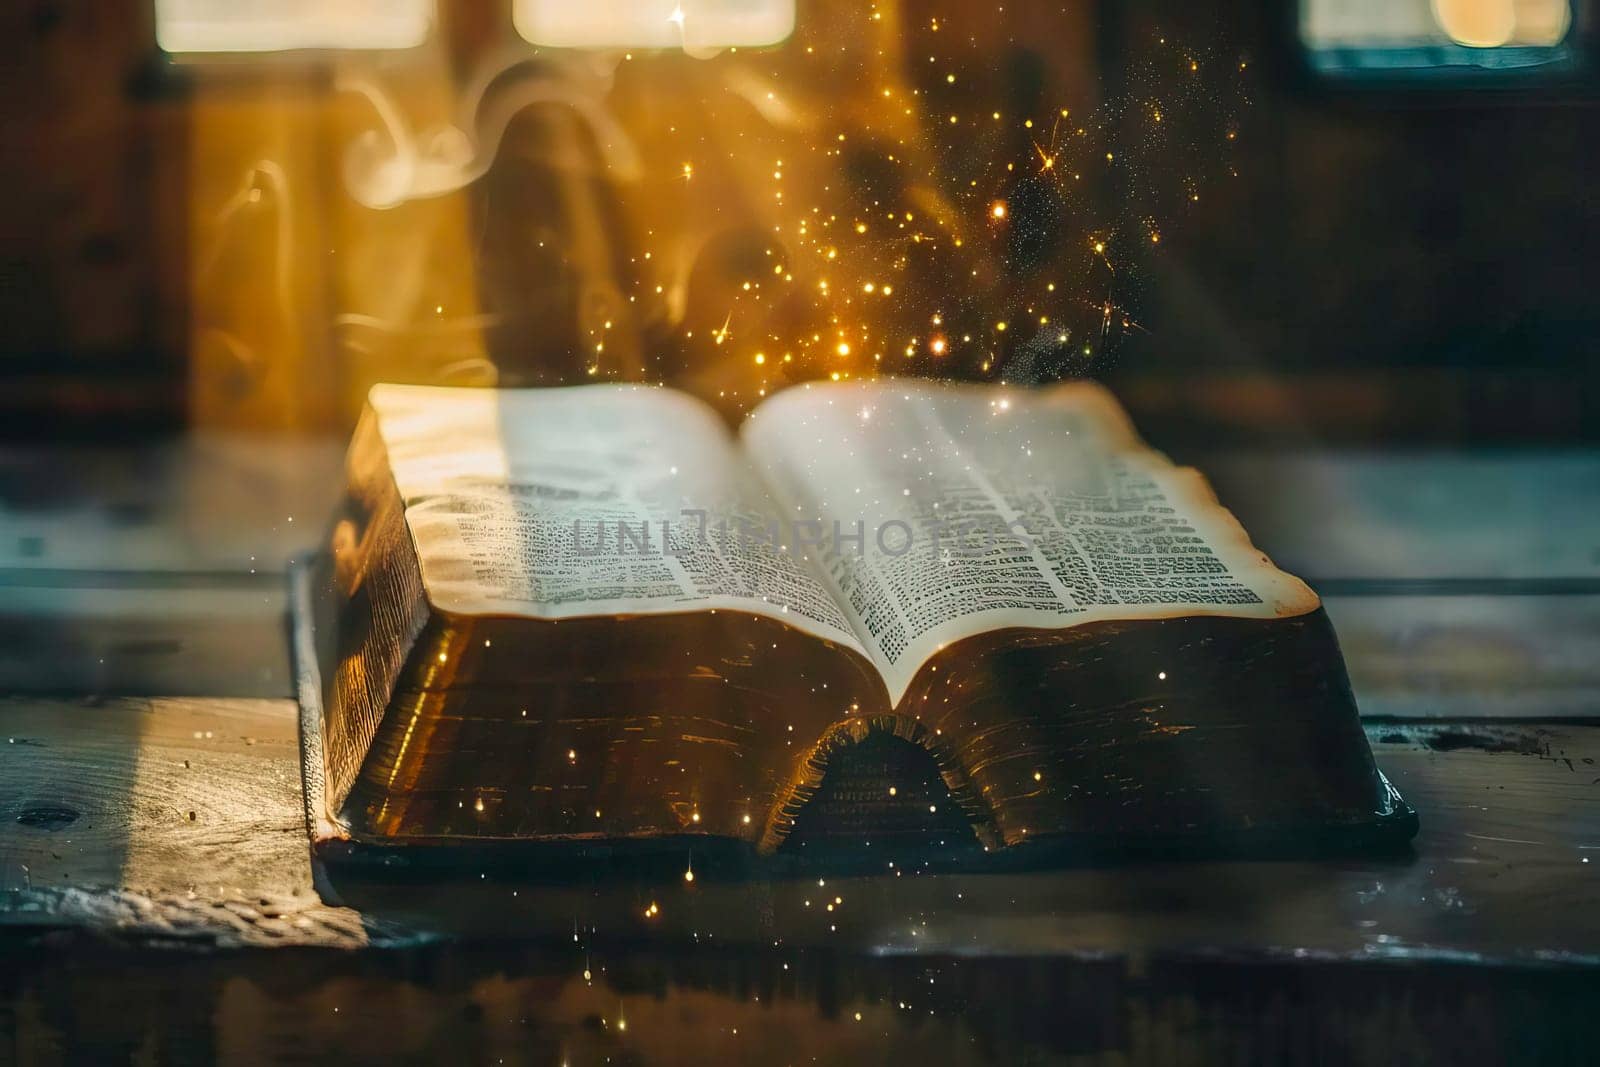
[742,380,1319,703]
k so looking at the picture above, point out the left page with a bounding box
[368,384,867,654]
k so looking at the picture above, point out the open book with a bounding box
[310,380,1414,861]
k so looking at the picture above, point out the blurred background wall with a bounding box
[0,0,1594,442]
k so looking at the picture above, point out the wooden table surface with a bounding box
[2,439,1598,1063]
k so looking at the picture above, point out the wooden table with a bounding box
[2,440,1598,1064]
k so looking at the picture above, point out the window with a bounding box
[155,0,433,53]
[513,0,795,50]
[1298,0,1588,83]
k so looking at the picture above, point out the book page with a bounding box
[742,380,1319,702]
[367,384,867,654]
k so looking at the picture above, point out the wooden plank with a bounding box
[0,436,338,696]
[5,698,1595,963]
[1327,593,1600,719]
[0,583,290,697]
[1201,450,1600,583]
[0,434,343,575]
[1,718,1596,1064]
[0,697,368,948]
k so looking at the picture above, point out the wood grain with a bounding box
[0,697,369,948]
[6,700,1593,962]
[1,716,1596,1064]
